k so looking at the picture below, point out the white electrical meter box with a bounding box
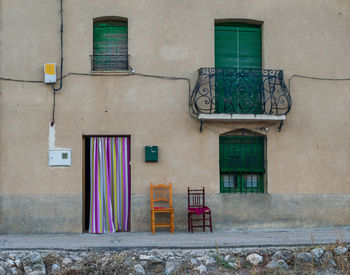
[44,63,56,84]
[49,150,71,166]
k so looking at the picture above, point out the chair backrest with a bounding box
[188,187,205,209]
[150,182,173,208]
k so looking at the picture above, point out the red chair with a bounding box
[188,187,212,233]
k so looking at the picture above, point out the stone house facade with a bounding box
[0,0,350,234]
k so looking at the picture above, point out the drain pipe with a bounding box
[51,0,64,126]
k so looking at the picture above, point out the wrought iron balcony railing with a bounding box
[90,54,129,71]
[190,68,292,116]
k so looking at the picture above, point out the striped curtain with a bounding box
[89,137,130,233]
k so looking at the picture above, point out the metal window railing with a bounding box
[190,68,292,116]
[90,54,129,71]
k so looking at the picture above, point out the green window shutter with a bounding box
[215,26,239,68]
[219,136,265,193]
[93,21,128,70]
[219,136,264,173]
[237,27,262,69]
[215,23,261,69]
[214,23,262,114]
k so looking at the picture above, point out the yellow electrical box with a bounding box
[44,63,56,84]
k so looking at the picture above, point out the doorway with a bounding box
[83,136,131,233]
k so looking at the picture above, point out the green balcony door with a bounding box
[215,23,262,114]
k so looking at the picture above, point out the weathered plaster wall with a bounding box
[133,194,350,232]
[2,193,350,234]
[0,194,81,234]
[0,0,350,233]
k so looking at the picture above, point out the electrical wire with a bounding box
[51,0,64,126]
[0,77,43,83]
[288,74,350,92]
[3,67,350,132]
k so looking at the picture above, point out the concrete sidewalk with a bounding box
[1,227,350,250]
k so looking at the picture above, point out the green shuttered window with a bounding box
[215,23,262,69]
[215,23,262,114]
[219,136,265,193]
[93,21,128,71]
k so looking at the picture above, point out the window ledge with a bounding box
[198,113,286,121]
[90,70,132,74]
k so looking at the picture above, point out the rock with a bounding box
[313,268,339,275]
[295,252,313,263]
[61,257,73,266]
[165,261,182,275]
[246,253,263,265]
[139,254,151,260]
[22,252,46,275]
[7,259,15,268]
[197,256,207,262]
[194,264,207,273]
[140,261,148,268]
[205,257,216,265]
[312,247,325,259]
[266,259,289,270]
[133,264,145,275]
[51,264,60,274]
[334,246,348,255]
[66,265,80,273]
[0,266,5,275]
[123,260,133,267]
[97,256,112,270]
[0,261,8,270]
[72,256,83,263]
[321,251,337,267]
[165,261,175,275]
[8,267,23,275]
[271,250,292,261]
[190,258,198,265]
[15,259,23,270]
[224,254,230,261]
[139,254,163,262]
[8,254,16,260]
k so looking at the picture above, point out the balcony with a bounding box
[90,54,129,71]
[190,68,292,122]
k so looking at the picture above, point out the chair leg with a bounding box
[209,211,212,232]
[187,212,190,232]
[190,213,194,233]
[203,213,205,232]
[170,211,174,234]
[151,211,155,234]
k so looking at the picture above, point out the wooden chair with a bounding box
[188,187,212,233]
[150,182,174,234]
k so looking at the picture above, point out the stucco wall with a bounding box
[0,0,350,233]
[2,193,350,234]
